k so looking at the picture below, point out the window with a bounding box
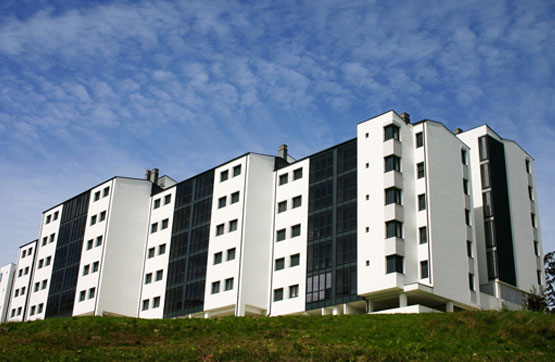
[46,256,51,266]
[40,281,46,290]
[17,307,21,316]
[289,284,299,298]
[290,253,300,267]
[531,213,537,228]
[103,187,110,197]
[417,162,425,178]
[528,186,534,200]
[158,244,166,255]
[384,155,401,173]
[292,196,302,208]
[227,248,236,261]
[90,215,97,226]
[42,237,47,246]
[49,233,55,243]
[94,191,101,201]
[218,196,226,209]
[24,267,29,275]
[463,179,469,195]
[293,168,303,180]
[161,218,169,229]
[86,239,93,250]
[142,299,149,311]
[154,198,161,209]
[419,226,427,244]
[279,174,288,185]
[386,255,404,274]
[534,241,539,256]
[384,124,400,141]
[22,250,26,258]
[148,247,155,258]
[276,229,286,242]
[274,288,283,302]
[481,163,491,189]
[229,219,238,232]
[216,224,225,236]
[420,260,429,279]
[34,282,39,292]
[385,187,402,205]
[96,236,103,247]
[220,170,228,182]
[275,258,285,271]
[164,194,171,205]
[211,281,220,294]
[291,224,301,238]
[224,278,234,291]
[461,149,467,165]
[38,259,44,269]
[385,220,403,239]
[418,194,426,211]
[83,265,90,276]
[46,214,51,224]
[30,306,36,316]
[478,136,488,161]
[467,241,473,257]
[18,269,22,277]
[233,165,241,177]
[214,252,223,265]
[79,291,86,302]
[156,270,163,281]
[99,211,106,222]
[92,261,99,272]
[15,289,19,297]
[38,304,43,313]
[416,132,423,148]
[153,296,160,308]
[537,270,542,285]
[278,201,287,213]
[53,211,59,220]
[465,209,471,226]
[145,273,152,284]
[525,159,531,174]
[151,222,158,233]
[469,273,475,291]
[10,309,15,318]
[483,192,493,218]
[88,288,96,299]
[231,191,239,204]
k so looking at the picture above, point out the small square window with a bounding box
[292,196,302,208]
[94,191,101,201]
[416,132,423,148]
[291,224,301,238]
[279,174,288,186]
[231,191,240,204]
[418,194,426,211]
[417,162,425,178]
[83,265,90,276]
[275,258,285,271]
[216,224,225,236]
[88,288,96,299]
[227,248,236,261]
[278,201,287,213]
[214,252,223,265]
[145,273,152,284]
[420,260,429,279]
[151,223,158,233]
[103,187,110,197]
[79,290,86,302]
[233,165,241,177]
[274,288,283,302]
[92,261,99,272]
[218,196,227,209]
[156,269,163,281]
[164,194,171,205]
[153,296,160,308]
[162,218,169,229]
[90,215,97,226]
[154,199,161,209]
[220,170,229,182]
[142,299,149,311]
[96,235,103,247]
[276,229,286,242]
[225,278,234,291]
[419,226,427,244]
[229,219,238,232]
[293,168,303,180]
[158,244,166,255]
[289,284,299,298]
[290,253,300,267]
[99,211,106,222]
[211,281,220,294]
[148,247,155,258]
[86,239,93,250]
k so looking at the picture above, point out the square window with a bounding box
[417,162,425,178]
[158,244,166,255]
[87,239,93,250]
[276,229,286,242]
[386,220,403,239]
[83,265,90,276]
[467,240,473,257]
[103,187,110,197]
[384,124,400,141]
[386,254,404,274]
[419,226,427,244]
[293,168,303,180]
[164,194,171,205]
[92,261,99,273]
[154,199,161,209]
[211,281,220,294]
[142,299,149,311]
[384,155,401,173]
[418,194,426,211]
[151,223,158,233]
[290,253,300,267]
[278,201,287,213]
[216,224,225,236]
[162,218,169,229]
[385,187,402,205]
[416,132,423,148]
[420,260,429,279]
[88,288,96,299]
[279,174,288,186]
[79,290,86,302]
[148,247,155,258]
[225,278,234,291]
[220,170,229,182]
[145,273,152,284]
[231,191,240,204]
[233,165,241,177]
[99,211,106,222]
[274,288,283,302]
[214,252,223,265]
[153,296,160,308]
[289,284,299,298]
[96,236,103,247]
[229,219,238,232]
[94,191,101,201]
[218,196,227,209]
[90,215,97,226]
[292,196,302,208]
[291,224,301,238]
[275,258,285,271]
[156,269,163,281]
[227,248,236,261]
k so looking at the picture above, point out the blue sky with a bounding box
[0,0,554,266]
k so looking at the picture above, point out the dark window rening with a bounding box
[164,171,214,318]
[479,136,516,286]
[45,191,90,318]
[306,140,360,310]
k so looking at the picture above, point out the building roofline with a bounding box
[18,239,38,249]
[459,124,534,160]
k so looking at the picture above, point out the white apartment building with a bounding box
[0,264,15,323]
[0,110,545,322]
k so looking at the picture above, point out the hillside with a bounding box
[0,311,553,360]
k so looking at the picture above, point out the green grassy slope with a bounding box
[0,311,553,361]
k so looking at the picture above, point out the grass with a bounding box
[0,311,554,360]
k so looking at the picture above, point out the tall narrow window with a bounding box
[463,179,469,195]
[419,226,427,244]
[420,260,429,279]
[418,194,426,211]
[467,241,473,257]
[465,209,471,226]
[461,149,467,165]
[416,132,423,148]
[525,159,531,174]
[469,273,475,291]
[417,162,425,178]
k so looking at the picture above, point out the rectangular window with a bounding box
[142,299,149,311]
[386,255,404,274]
[86,239,93,250]
[231,191,239,204]
[531,213,537,228]
[465,209,471,226]
[41,280,47,291]
[480,163,491,189]
[528,186,534,200]
[92,261,99,272]
[90,215,97,226]
[274,288,283,302]
[463,179,469,195]
[164,194,171,205]
[227,248,236,261]
[417,162,425,178]
[38,304,43,313]
[148,247,155,258]
[534,241,539,256]
[469,273,475,291]
[96,235,103,247]
[46,215,51,224]
[38,259,44,268]
[479,136,488,161]
[151,222,158,233]
[214,252,223,265]
[42,237,47,246]
[49,233,55,243]
[162,218,169,229]
[419,226,427,244]
[293,168,303,180]
[22,250,26,258]
[275,257,285,271]
[277,229,286,241]
[290,253,300,267]
[418,194,426,211]
[384,155,401,173]
[467,241,473,257]
[53,211,59,220]
[385,187,402,205]
[218,196,226,209]
[46,256,51,266]
[79,290,86,302]
[525,159,531,174]
[278,201,287,213]
[145,273,152,284]
[153,296,161,308]
[220,170,228,182]
[211,281,220,294]
[291,224,301,238]
[155,270,163,281]
[99,211,106,222]
[94,191,101,202]
[420,260,429,279]
[385,220,402,239]
[83,265,90,276]
[34,282,39,292]
[224,278,234,291]
[233,165,241,177]
[416,132,423,148]
[158,244,166,255]
[461,149,467,165]
[384,124,400,141]
[216,224,225,236]
[30,306,36,316]
[154,199,161,209]
[482,192,493,218]
[289,284,299,298]
[484,220,496,247]
[103,187,110,197]
[229,219,238,232]
[292,196,302,208]
[279,173,288,185]
[88,288,96,299]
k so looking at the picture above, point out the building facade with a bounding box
[1,110,545,322]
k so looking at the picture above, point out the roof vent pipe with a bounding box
[454,128,463,135]
[400,112,410,124]
[278,144,288,160]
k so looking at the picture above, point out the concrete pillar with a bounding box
[367,300,374,313]
[399,293,408,308]
[332,307,339,315]
[446,301,454,313]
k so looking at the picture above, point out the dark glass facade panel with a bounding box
[46,191,90,318]
[486,250,498,279]
[164,171,214,318]
[482,192,493,218]
[337,142,357,174]
[307,240,332,272]
[336,204,356,233]
[480,163,491,189]
[310,151,334,182]
[479,136,488,161]
[309,180,333,211]
[484,220,496,248]
[308,210,332,241]
[336,265,357,299]
[337,173,357,203]
[336,234,356,265]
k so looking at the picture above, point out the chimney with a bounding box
[145,168,152,180]
[400,112,410,124]
[454,128,463,135]
[152,168,159,184]
[278,144,288,160]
